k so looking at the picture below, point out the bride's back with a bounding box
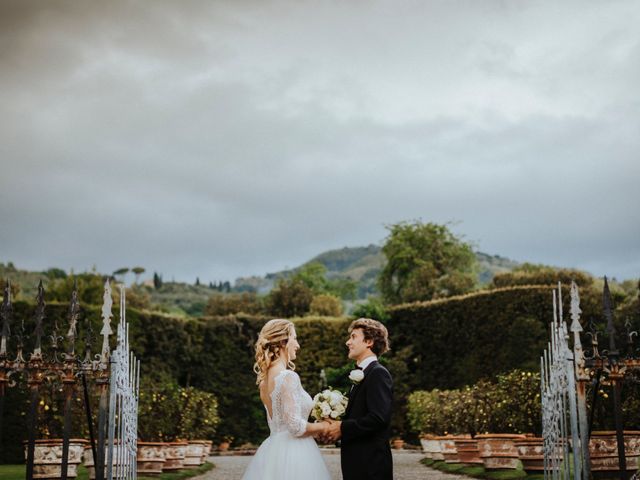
[259,365,285,418]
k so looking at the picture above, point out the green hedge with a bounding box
[0,303,350,462]
[387,285,602,390]
[1,284,626,462]
[385,285,604,436]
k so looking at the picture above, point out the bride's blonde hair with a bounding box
[254,319,296,385]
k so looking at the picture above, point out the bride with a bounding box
[242,319,332,480]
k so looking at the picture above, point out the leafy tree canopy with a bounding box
[267,279,314,318]
[378,221,477,304]
[292,262,356,300]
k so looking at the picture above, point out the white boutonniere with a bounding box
[348,369,365,384]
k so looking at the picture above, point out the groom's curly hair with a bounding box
[349,318,390,356]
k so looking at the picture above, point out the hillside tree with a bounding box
[379,221,477,304]
[132,266,145,284]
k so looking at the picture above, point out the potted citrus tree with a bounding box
[477,370,539,471]
[407,389,444,459]
[176,386,219,467]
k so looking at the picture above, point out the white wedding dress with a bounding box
[242,370,331,480]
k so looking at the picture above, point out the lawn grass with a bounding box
[0,462,214,480]
[421,458,532,480]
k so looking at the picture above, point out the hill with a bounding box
[235,245,520,298]
[1,246,521,315]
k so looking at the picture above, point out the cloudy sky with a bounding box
[1,0,639,284]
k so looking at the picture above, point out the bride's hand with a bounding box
[313,420,331,441]
[323,418,342,442]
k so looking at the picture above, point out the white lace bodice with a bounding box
[265,370,313,437]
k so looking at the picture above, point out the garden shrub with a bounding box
[407,370,541,436]
[389,285,607,437]
[137,380,219,441]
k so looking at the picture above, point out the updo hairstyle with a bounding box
[254,319,296,385]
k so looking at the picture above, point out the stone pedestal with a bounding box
[24,439,88,480]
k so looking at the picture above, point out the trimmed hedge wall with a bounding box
[385,285,605,435]
[0,302,350,462]
[388,285,602,390]
[1,284,623,462]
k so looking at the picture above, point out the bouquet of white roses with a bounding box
[311,388,348,421]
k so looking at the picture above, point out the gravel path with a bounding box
[201,450,468,480]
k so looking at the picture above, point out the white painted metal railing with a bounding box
[107,287,140,480]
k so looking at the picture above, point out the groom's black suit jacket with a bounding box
[340,361,393,480]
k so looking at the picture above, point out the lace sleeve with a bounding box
[278,372,307,437]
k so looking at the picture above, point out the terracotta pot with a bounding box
[137,442,166,476]
[218,441,231,451]
[24,439,88,479]
[392,439,404,450]
[455,438,483,465]
[184,441,207,468]
[515,437,544,473]
[437,435,460,463]
[589,431,640,474]
[161,441,188,471]
[476,434,526,470]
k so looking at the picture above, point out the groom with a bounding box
[324,318,393,480]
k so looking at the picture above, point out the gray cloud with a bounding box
[1,0,639,283]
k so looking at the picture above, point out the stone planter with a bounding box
[24,439,87,479]
[420,435,435,458]
[83,444,127,480]
[589,431,640,476]
[476,434,526,470]
[201,440,213,462]
[184,441,207,468]
[437,436,459,463]
[162,441,188,471]
[425,436,444,461]
[515,437,544,474]
[455,438,483,465]
[137,442,166,476]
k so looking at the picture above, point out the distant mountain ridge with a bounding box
[1,246,521,315]
[235,245,520,298]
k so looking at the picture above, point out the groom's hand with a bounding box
[325,419,342,442]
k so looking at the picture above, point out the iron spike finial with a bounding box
[1,279,13,358]
[66,286,80,355]
[31,280,46,359]
[83,307,93,365]
[99,279,113,369]
[570,281,583,334]
[603,276,618,353]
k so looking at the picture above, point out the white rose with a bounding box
[329,391,343,407]
[321,402,332,418]
[349,369,365,383]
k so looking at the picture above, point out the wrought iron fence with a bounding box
[0,279,140,480]
[542,279,640,480]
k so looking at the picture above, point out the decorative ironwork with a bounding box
[541,285,583,480]
[100,279,114,370]
[32,281,46,360]
[107,286,140,480]
[542,278,640,480]
[0,278,140,480]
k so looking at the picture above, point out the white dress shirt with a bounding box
[357,355,378,371]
